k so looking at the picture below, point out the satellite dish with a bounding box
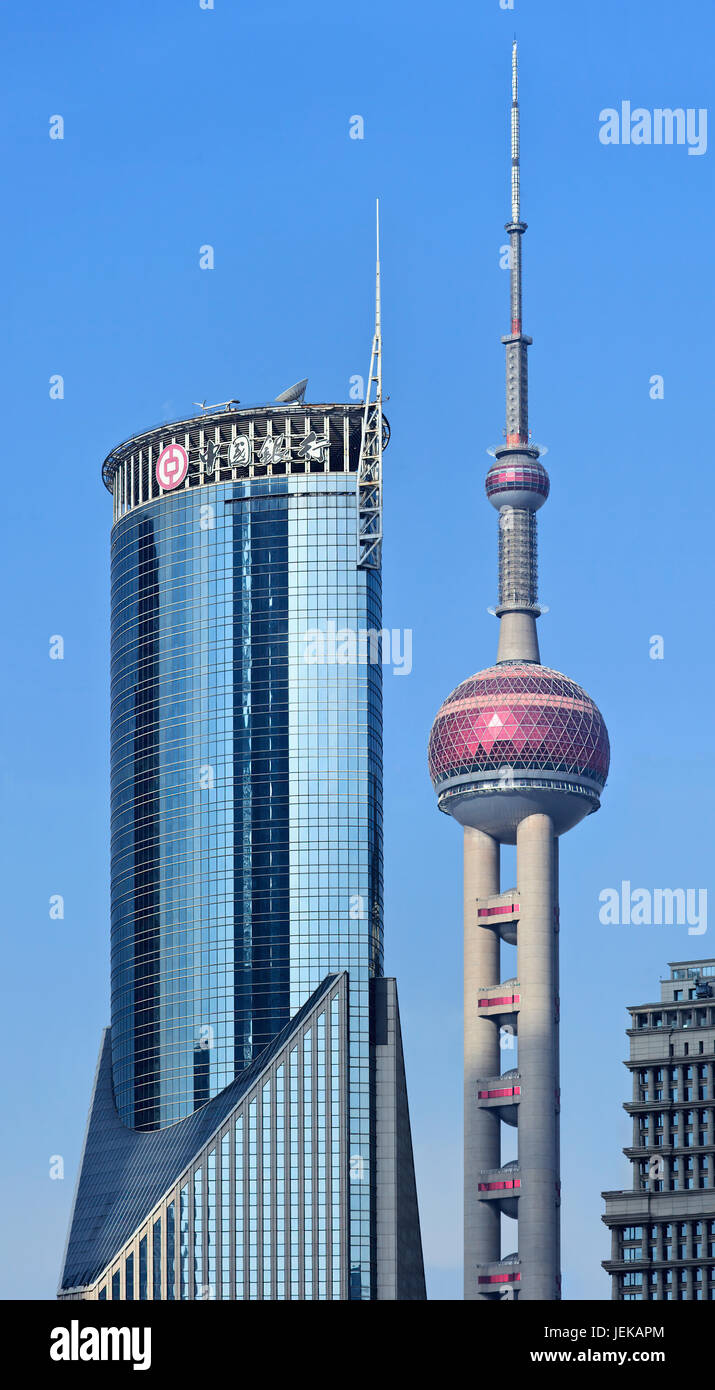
[275,378,308,404]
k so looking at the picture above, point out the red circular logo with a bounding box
[156,443,188,491]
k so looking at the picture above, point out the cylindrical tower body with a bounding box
[107,403,383,1290]
[515,813,559,1299]
[463,828,501,1296]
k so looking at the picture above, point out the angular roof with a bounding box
[60,975,340,1292]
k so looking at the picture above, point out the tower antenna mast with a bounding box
[357,199,383,570]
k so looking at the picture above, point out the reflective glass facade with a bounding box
[61,405,425,1303]
[109,415,382,1294]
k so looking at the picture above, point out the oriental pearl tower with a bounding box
[428,43,610,1301]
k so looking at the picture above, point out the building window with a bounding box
[139,1236,147,1300]
[221,1132,230,1301]
[126,1252,134,1301]
[111,1269,120,1300]
[207,1149,217,1300]
[179,1185,189,1300]
[236,1115,245,1299]
[193,1167,203,1298]
[166,1201,175,1301]
[152,1218,161,1300]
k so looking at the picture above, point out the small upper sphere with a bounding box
[486,451,550,512]
[428,662,609,841]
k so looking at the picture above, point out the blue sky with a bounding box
[1,0,712,1299]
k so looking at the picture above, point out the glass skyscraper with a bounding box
[59,399,425,1300]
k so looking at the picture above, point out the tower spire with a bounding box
[511,38,520,226]
[357,199,384,570]
[505,38,529,443]
[485,41,550,665]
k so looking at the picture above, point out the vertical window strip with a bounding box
[331,994,341,1298]
[152,1216,162,1300]
[263,1081,272,1298]
[166,1200,175,1300]
[139,1235,147,1300]
[304,1028,313,1298]
[317,1011,327,1299]
[290,1046,299,1298]
[193,1167,203,1297]
[221,1132,230,1299]
[179,1184,189,1300]
[276,1064,285,1299]
[248,1100,258,1297]
[235,1115,244,1299]
[207,1149,217,1299]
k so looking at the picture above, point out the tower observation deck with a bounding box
[428,42,610,1301]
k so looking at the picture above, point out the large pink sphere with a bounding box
[428,662,609,840]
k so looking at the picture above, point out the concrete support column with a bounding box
[464,827,500,1300]
[553,835,561,1288]
[516,812,559,1300]
[496,611,540,664]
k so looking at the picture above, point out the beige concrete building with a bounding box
[602,960,715,1300]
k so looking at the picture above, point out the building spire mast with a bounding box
[486,39,549,665]
[357,198,384,570]
[505,38,528,444]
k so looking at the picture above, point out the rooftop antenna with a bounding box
[356,199,383,570]
[275,377,309,404]
[503,37,531,447]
